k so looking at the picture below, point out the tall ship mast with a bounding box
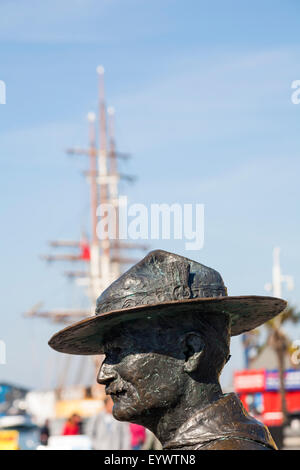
[25,66,148,387]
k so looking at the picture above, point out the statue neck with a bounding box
[149,381,223,447]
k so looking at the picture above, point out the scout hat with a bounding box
[49,250,287,355]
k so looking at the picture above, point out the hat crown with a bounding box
[96,250,227,315]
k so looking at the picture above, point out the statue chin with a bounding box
[112,398,152,426]
[112,399,136,422]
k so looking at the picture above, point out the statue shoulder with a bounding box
[199,438,276,450]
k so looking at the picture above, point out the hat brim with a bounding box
[48,296,286,355]
[48,295,287,355]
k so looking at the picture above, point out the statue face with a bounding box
[97,325,186,423]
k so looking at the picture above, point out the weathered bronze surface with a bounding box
[49,250,287,450]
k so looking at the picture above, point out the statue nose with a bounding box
[97,362,118,385]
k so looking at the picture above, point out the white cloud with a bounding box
[114,47,299,154]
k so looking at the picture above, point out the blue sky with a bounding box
[1,0,300,389]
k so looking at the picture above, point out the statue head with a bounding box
[97,310,231,426]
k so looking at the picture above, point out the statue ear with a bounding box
[181,332,205,374]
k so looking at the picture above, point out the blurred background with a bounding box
[1,0,300,450]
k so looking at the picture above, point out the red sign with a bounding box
[234,370,265,393]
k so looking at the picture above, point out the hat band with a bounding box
[96,284,227,315]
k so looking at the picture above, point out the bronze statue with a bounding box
[49,250,287,450]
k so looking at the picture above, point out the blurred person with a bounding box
[40,419,50,446]
[142,429,162,450]
[62,413,81,436]
[86,396,130,450]
[129,423,146,450]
